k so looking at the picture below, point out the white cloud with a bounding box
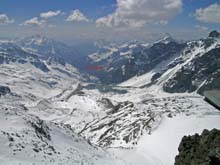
[195,3,220,23]
[21,10,62,27]
[195,25,209,32]
[0,14,14,25]
[40,10,61,19]
[96,0,182,27]
[21,17,46,27]
[66,10,89,22]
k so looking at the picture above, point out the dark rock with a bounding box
[17,59,27,64]
[175,129,220,165]
[151,73,162,82]
[47,57,66,66]
[99,98,114,109]
[31,61,50,72]
[0,56,4,64]
[109,101,134,114]
[0,86,11,96]
[28,117,51,141]
[8,136,14,142]
[198,70,220,95]
[33,148,39,153]
[209,30,220,38]
[167,113,173,118]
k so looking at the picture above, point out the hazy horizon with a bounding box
[1,0,220,44]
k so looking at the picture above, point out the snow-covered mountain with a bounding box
[15,35,76,65]
[0,40,50,72]
[87,34,186,84]
[0,39,87,99]
[15,35,98,71]
[0,31,220,164]
[119,31,220,95]
[163,32,220,94]
[87,31,220,95]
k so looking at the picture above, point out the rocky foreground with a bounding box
[175,129,220,165]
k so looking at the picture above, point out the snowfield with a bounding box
[109,102,220,165]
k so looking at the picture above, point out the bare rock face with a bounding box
[175,129,220,165]
[163,46,220,94]
[161,31,220,94]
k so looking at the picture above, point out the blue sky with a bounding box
[0,0,220,43]
[0,0,115,20]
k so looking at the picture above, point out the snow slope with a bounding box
[0,94,127,165]
[25,81,220,164]
[109,112,220,165]
[109,95,220,165]
[0,62,83,99]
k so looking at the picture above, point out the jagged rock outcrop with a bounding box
[79,101,161,148]
[175,129,220,165]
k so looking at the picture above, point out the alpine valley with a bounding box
[0,31,220,165]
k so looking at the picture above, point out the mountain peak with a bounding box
[25,34,51,44]
[154,33,175,44]
[30,34,42,38]
[208,30,220,38]
[163,33,175,41]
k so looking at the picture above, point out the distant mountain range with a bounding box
[87,34,186,84]
[1,31,220,95]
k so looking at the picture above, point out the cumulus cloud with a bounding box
[0,14,14,25]
[40,10,61,19]
[195,3,220,23]
[21,17,46,27]
[96,0,183,27]
[21,10,62,27]
[66,10,89,22]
